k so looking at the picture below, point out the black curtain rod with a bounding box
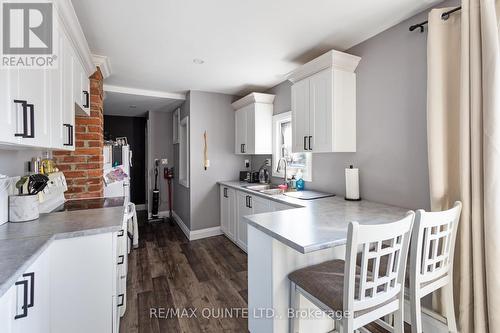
[409,6,462,32]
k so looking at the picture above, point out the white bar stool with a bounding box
[288,212,415,333]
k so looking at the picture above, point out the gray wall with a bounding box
[0,149,49,177]
[254,1,458,210]
[188,91,245,231]
[173,94,191,228]
[147,110,174,213]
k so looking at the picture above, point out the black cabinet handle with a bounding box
[245,196,249,208]
[303,136,307,150]
[83,91,89,108]
[242,144,246,153]
[223,188,228,198]
[63,124,73,146]
[117,255,125,265]
[248,196,252,209]
[308,136,312,151]
[14,100,28,138]
[240,144,244,153]
[117,294,125,307]
[118,230,124,237]
[23,272,35,308]
[14,280,28,319]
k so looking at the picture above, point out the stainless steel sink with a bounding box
[259,189,284,195]
[243,184,274,191]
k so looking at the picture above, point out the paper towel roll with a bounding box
[345,165,360,201]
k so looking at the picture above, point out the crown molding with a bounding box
[92,55,112,79]
[104,85,186,100]
[286,49,361,83]
[53,0,95,76]
[231,92,275,110]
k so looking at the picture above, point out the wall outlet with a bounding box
[244,159,250,168]
[161,158,168,165]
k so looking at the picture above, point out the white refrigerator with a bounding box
[103,144,132,202]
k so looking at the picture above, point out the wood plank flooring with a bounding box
[120,213,248,333]
[120,212,408,333]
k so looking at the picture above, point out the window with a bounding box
[272,112,312,181]
[179,116,189,188]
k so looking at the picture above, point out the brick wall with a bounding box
[53,68,104,199]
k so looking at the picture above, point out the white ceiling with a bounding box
[103,91,183,117]
[72,0,441,96]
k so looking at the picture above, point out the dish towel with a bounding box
[126,203,139,253]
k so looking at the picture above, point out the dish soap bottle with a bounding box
[296,169,305,191]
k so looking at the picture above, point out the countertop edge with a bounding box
[0,214,124,299]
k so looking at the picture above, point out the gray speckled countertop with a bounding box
[218,181,410,254]
[0,205,125,298]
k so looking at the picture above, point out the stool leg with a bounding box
[410,290,423,333]
[442,283,458,332]
[289,282,300,333]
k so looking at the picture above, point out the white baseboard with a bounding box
[159,210,222,241]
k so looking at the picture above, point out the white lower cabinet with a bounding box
[220,185,294,252]
[0,227,127,333]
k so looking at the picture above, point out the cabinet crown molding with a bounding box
[286,49,361,83]
[92,55,112,79]
[54,0,99,77]
[231,93,275,110]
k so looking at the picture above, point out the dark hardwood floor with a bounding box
[120,212,408,333]
[120,213,248,333]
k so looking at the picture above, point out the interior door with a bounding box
[291,78,310,153]
[236,192,252,252]
[309,69,333,153]
[235,108,247,154]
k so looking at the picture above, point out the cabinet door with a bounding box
[291,78,310,153]
[227,188,236,239]
[17,69,50,148]
[244,105,255,154]
[220,186,230,235]
[272,201,294,212]
[11,247,51,333]
[72,56,89,116]
[252,196,271,214]
[236,192,252,252]
[235,107,247,154]
[309,69,333,153]
[0,68,21,145]
[50,22,75,150]
[0,285,14,333]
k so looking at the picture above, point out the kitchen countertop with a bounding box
[218,181,410,254]
[0,202,125,299]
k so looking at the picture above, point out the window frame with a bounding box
[272,111,312,182]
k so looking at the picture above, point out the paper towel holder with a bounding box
[345,165,362,201]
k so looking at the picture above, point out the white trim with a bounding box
[190,227,223,240]
[231,92,275,110]
[53,0,95,76]
[164,211,222,241]
[104,85,186,100]
[179,116,190,188]
[92,54,112,79]
[286,49,361,83]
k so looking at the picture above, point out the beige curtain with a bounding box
[427,0,500,332]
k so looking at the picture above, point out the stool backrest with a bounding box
[344,212,414,314]
[411,201,462,285]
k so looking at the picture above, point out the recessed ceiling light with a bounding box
[129,105,137,109]
[193,58,205,65]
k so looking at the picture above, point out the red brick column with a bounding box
[53,68,104,199]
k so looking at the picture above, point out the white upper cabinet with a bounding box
[289,49,360,153]
[232,93,275,155]
[0,0,96,149]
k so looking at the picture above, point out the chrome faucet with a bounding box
[276,157,287,185]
